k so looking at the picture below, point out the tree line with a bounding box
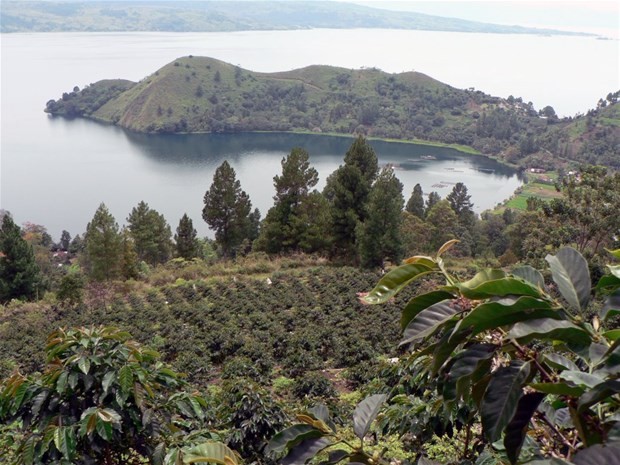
[2,137,619,304]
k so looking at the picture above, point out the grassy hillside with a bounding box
[46,56,620,168]
[1,0,595,34]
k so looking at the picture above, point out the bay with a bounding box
[2,30,616,238]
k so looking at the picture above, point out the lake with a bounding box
[2,30,617,238]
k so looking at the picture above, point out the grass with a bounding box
[504,179,562,210]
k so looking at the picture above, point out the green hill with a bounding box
[45,56,620,169]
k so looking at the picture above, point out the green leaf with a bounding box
[504,392,545,465]
[56,371,69,394]
[606,248,620,260]
[362,263,438,304]
[436,239,459,258]
[530,382,584,397]
[102,371,115,393]
[543,353,579,372]
[595,274,620,293]
[560,371,605,389]
[577,380,620,413]
[401,300,460,345]
[77,357,90,375]
[119,365,133,394]
[604,329,620,341]
[507,318,592,348]
[184,441,240,465]
[512,265,545,289]
[53,426,76,461]
[601,290,620,321]
[457,296,558,337]
[98,407,122,424]
[266,425,323,455]
[443,343,497,401]
[153,442,166,465]
[546,247,591,313]
[96,417,113,441]
[281,437,332,465]
[401,290,455,331]
[21,435,36,465]
[609,265,620,279]
[307,404,336,432]
[353,394,387,440]
[481,361,531,443]
[572,443,620,465]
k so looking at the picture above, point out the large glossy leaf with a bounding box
[443,344,497,401]
[266,425,323,455]
[559,371,605,389]
[458,270,542,299]
[529,383,584,397]
[119,365,133,394]
[281,437,332,465]
[53,426,76,461]
[595,274,620,293]
[602,290,620,321]
[431,329,471,375]
[512,266,545,289]
[507,319,591,348]
[401,290,455,331]
[572,443,620,465]
[353,394,387,439]
[362,263,438,304]
[456,296,557,338]
[609,265,620,279]
[401,300,459,345]
[543,353,579,372]
[545,247,591,313]
[577,380,620,413]
[481,361,531,443]
[184,442,240,465]
[504,392,545,465]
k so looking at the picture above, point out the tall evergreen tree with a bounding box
[256,148,324,254]
[126,201,172,265]
[120,227,139,280]
[324,136,378,259]
[203,161,253,258]
[357,165,405,268]
[0,213,40,302]
[426,191,441,214]
[175,213,199,260]
[59,230,71,251]
[446,182,474,225]
[84,203,122,281]
[405,183,425,218]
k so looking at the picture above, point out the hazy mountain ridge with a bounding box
[1,1,594,35]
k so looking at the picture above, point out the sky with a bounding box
[347,0,620,38]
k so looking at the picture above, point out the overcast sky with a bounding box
[347,1,619,38]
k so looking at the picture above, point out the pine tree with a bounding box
[324,136,378,259]
[426,191,441,214]
[357,165,404,268]
[175,213,199,260]
[405,183,425,218]
[0,213,40,302]
[203,161,253,258]
[120,227,139,280]
[255,147,325,254]
[446,182,475,227]
[126,201,172,265]
[59,230,71,251]
[84,203,122,281]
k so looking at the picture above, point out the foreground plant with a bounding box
[271,243,620,465]
[0,326,239,465]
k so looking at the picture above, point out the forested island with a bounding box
[45,56,620,170]
[1,128,620,463]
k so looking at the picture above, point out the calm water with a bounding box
[2,31,617,237]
